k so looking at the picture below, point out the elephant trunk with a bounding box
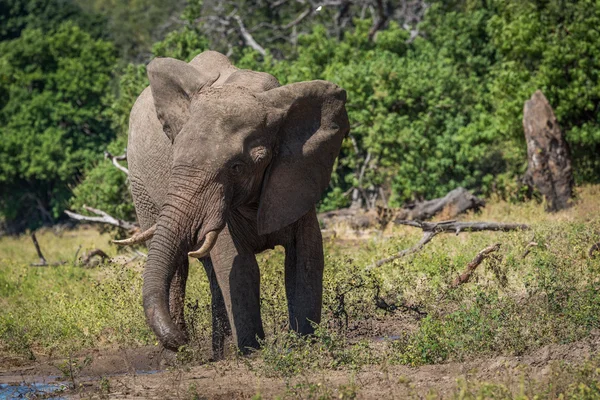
[142,173,225,350]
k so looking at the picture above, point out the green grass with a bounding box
[1,186,599,395]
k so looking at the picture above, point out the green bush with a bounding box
[0,22,116,230]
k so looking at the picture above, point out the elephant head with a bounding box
[137,52,349,350]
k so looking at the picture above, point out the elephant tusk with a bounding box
[112,224,157,246]
[188,230,219,259]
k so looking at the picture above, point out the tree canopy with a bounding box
[0,22,116,231]
[1,0,600,231]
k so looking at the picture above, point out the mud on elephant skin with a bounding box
[118,50,349,358]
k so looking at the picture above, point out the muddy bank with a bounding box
[1,332,599,399]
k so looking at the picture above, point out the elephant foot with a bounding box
[159,347,179,368]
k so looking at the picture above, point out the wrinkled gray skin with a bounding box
[127,51,349,358]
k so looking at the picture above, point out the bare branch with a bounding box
[450,243,501,288]
[81,248,110,267]
[367,230,437,270]
[30,232,66,267]
[65,205,138,231]
[129,248,148,258]
[367,220,528,269]
[104,150,129,175]
[73,245,82,265]
[283,7,313,29]
[369,0,389,40]
[522,241,539,258]
[394,220,530,234]
[234,15,266,56]
[30,233,47,266]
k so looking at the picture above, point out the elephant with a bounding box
[116,50,349,358]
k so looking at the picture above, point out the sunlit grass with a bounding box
[0,186,599,379]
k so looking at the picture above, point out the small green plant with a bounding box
[99,377,111,396]
[56,355,93,387]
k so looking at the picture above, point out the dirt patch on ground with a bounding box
[344,311,422,341]
[2,332,599,399]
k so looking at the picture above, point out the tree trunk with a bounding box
[523,90,573,211]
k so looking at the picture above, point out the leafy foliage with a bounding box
[0,22,116,230]
[236,0,600,208]
[68,27,209,219]
[3,0,600,228]
[75,0,186,61]
[0,0,108,41]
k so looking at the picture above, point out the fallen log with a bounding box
[319,187,485,229]
[366,220,529,269]
[393,187,485,222]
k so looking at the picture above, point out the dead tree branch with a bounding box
[450,243,501,288]
[394,220,530,234]
[73,245,82,265]
[104,150,128,175]
[522,241,539,258]
[128,248,148,259]
[30,232,66,266]
[283,7,313,29]
[234,15,266,56]
[590,242,600,258]
[30,233,47,266]
[367,231,437,269]
[81,249,110,266]
[369,0,388,40]
[65,205,138,231]
[367,220,529,269]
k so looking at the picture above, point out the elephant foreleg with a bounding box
[210,224,265,353]
[201,257,231,360]
[284,208,324,335]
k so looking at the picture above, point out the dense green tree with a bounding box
[68,0,600,227]
[485,0,600,183]
[0,22,116,231]
[69,27,209,222]
[75,0,186,61]
[0,0,108,41]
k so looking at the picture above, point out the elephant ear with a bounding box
[147,57,218,142]
[256,80,349,235]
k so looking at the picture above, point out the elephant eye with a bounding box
[230,162,244,175]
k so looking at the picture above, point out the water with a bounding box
[0,382,66,399]
[135,369,160,376]
[0,369,161,398]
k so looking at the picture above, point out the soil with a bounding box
[1,329,599,399]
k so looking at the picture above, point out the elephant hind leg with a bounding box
[202,257,231,360]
